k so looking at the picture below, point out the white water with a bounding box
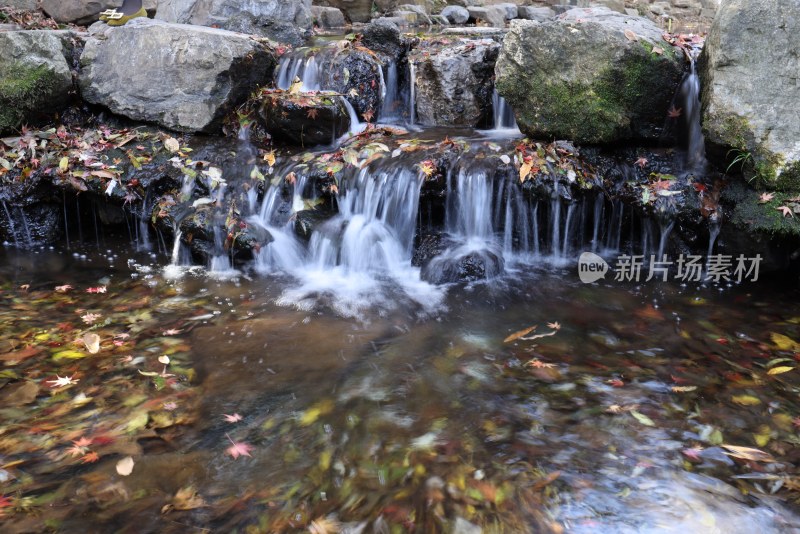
[680,59,707,175]
[490,90,520,133]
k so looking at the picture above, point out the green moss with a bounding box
[0,62,60,133]
[725,181,800,236]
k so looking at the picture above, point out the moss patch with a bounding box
[0,62,61,133]
[725,180,800,236]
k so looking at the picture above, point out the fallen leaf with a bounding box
[624,29,638,41]
[504,325,537,343]
[225,433,253,459]
[771,333,800,351]
[721,444,775,462]
[731,394,761,406]
[223,413,243,423]
[170,486,207,511]
[630,410,655,426]
[767,366,794,375]
[759,192,775,204]
[116,456,135,476]
[164,137,180,153]
[83,333,101,354]
[777,205,794,218]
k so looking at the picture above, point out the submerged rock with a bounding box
[412,39,499,127]
[495,7,684,144]
[0,30,76,134]
[258,91,351,146]
[421,243,505,284]
[701,0,800,191]
[79,18,276,133]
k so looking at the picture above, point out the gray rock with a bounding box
[497,3,518,20]
[701,0,800,189]
[430,14,449,26]
[79,18,276,133]
[0,30,75,133]
[412,39,499,127]
[320,45,384,119]
[40,0,157,25]
[517,6,555,22]
[392,4,431,25]
[156,0,312,29]
[495,8,684,144]
[1,0,39,10]
[312,0,372,23]
[221,12,307,46]
[467,6,506,28]
[441,5,469,25]
[311,6,346,28]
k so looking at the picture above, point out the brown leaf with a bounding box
[504,325,537,343]
[624,29,638,42]
[0,381,40,406]
[720,444,775,463]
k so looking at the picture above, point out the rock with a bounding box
[392,4,431,26]
[258,92,351,146]
[412,39,500,127]
[0,30,75,133]
[495,8,684,144]
[361,19,407,62]
[587,0,626,14]
[497,3,518,20]
[156,0,312,30]
[79,18,276,133]
[467,6,506,27]
[701,0,800,191]
[321,46,384,119]
[313,0,372,23]
[1,0,39,10]
[221,12,307,46]
[430,14,449,26]
[441,5,469,24]
[517,6,555,22]
[421,244,505,283]
[40,0,157,25]
[311,6,346,28]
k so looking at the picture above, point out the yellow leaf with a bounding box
[771,333,800,351]
[300,399,334,426]
[519,162,532,183]
[767,366,794,375]
[720,444,774,462]
[52,350,87,361]
[731,394,761,406]
[670,385,697,392]
[265,151,276,168]
[59,156,69,172]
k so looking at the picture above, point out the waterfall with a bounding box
[678,59,707,175]
[408,61,417,126]
[491,90,519,132]
[276,52,321,91]
[1,200,19,247]
[379,60,402,123]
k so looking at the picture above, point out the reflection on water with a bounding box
[0,244,799,532]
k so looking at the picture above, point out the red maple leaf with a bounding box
[81,451,100,464]
[222,413,242,423]
[362,109,375,122]
[306,108,319,120]
[667,106,682,118]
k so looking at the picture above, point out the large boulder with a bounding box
[321,46,384,120]
[360,19,407,62]
[0,30,75,133]
[156,0,312,29]
[79,19,276,133]
[40,0,157,25]
[258,92,351,146]
[412,39,499,127]
[701,0,800,191]
[495,7,684,144]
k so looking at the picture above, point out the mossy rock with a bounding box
[495,9,683,144]
[0,31,75,134]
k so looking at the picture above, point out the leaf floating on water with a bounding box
[504,325,537,343]
[82,333,101,354]
[771,333,800,351]
[721,444,775,463]
[671,385,697,392]
[52,350,88,361]
[225,434,254,459]
[309,516,342,534]
[767,366,794,375]
[630,410,655,427]
[115,456,134,476]
[731,394,761,406]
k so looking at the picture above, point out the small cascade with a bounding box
[408,61,417,126]
[276,52,321,92]
[379,60,403,123]
[490,90,519,132]
[1,200,19,247]
[678,57,707,175]
[339,98,365,138]
[170,229,182,266]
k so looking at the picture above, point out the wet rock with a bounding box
[294,209,331,241]
[221,12,307,46]
[495,7,684,144]
[0,172,63,245]
[40,0,158,25]
[156,0,312,30]
[258,92,351,146]
[392,4,431,26]
[441,6,469,25]
[321,46,384,119]
[700,0,800,191]
[467,6,506,27]
[311,6,346,29]
[412,39,499,127]
[496,3,518,20]
[0,30,76,133]
[79,18,276,133]
[313,0,373,23]
[360,19,407,62]
[420,243,505,284]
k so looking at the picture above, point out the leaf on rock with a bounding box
[624,29,638,42]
